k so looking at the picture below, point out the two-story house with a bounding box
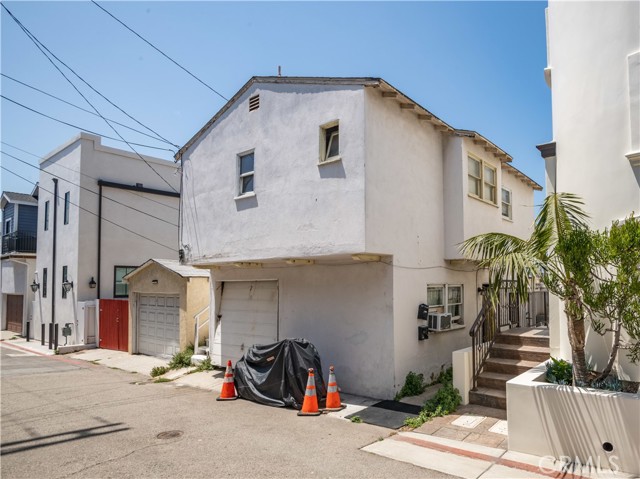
[177,76,541,399]
[1,189,38,335]
[33,132,180,350]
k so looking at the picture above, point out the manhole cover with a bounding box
[156,430,183,440]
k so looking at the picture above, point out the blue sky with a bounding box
[1,1,550,205]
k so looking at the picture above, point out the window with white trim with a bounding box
[238,151,255,196]
[320,121,340,163]
[468,156,497,204]
[501,188,512,219]
[427,284,464,324]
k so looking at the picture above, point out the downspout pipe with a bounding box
[51,178,58,346]
[97,183,102,299]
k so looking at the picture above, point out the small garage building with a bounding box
[124,259,210,357]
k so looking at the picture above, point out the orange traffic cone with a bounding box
[324,366,345,411]
[297,368,322,416]
[216,360,238,401]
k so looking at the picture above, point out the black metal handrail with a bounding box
[1,232,37,254]
[469,292,497,391]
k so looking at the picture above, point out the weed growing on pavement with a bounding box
[194,356,214,372]
[350,416,363,423]
[395,371,426,400]
[150,366,169,377]
[168,345,194,369]
[154,377,172,383]
[404,382,462,428]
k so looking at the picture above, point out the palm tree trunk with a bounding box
[565,304,589,385]
[595,322,621,382]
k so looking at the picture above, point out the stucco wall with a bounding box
[181,83,367,264]
[209,262,395,399]
[546,1,640,380]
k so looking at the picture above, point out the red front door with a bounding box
[99,299,128,351]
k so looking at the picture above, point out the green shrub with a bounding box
[404,382,462,428]
[545,357,573,385]
[168,345,194,369]
[150,366,169,378]
[154,377,172,383]
[395,371,426,400]
[350,416,362,423]
[591,375,623,392]
[194,356,214,372]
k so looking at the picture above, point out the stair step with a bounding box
[484,357,541,375]
[477,371,513,391]
[490,343,550,362]
[495,329,549,348]
[469,387,507,409]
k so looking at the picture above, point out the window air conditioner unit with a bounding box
[427,312,452,331]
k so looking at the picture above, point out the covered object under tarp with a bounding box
[234,338,327,409]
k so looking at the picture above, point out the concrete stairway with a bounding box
[469,327,549,409]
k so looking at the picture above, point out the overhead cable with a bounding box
[91,0,228,101]
[1,165,176,252]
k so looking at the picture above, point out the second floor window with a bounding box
[4,218,12,235]
[468,156,497,205]
[502,188,512,219]
[44,201,49,231]
[62,265,68,299]
[43,268,48,298]
[114,266,137,298]
[63,192,70,225]
[320,121,340,163]
[238,152,255,196]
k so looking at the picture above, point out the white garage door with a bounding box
[138,295,180,357]
[216,281,278,365]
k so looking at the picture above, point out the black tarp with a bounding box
[234,338,327,409]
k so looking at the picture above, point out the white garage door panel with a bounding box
[138,294,180,357]
[218,281,278,365]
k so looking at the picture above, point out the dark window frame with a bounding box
[114,265,137,298]
[43,268,48,298]
[62,265,68,299]
[44,200,49,231]
[63,192,70,225]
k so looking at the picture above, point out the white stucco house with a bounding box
[538,1,640,382]
[33,133,180,350]
[1,189,38,336]
[177,76,541,399]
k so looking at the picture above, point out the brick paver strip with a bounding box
[394,434,591,479]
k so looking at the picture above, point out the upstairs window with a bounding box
[114,266,136,298]
[4,218,12,235]
[468,156,497,205]
[320,121,340,163]
[43,268,48,298]
[502,188,512,219]
[238,152,255,196]
[44,200,49,231]
[62,265,68,299]
[63,192,70,225]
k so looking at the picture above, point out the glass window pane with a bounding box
[115,283,128,296]
[485,184,496,203]
[468,157,480,177]
[502,204,510,217]
[448,286,462,303]
[484,166,495,185]
[115,268,126,282]
[502,188,511,204]
[327,131,339,158]
[469,177,480,195]
[240,153,254,174]
[448,304,461,317]
[242,175,254,193]
[427,286,444,306]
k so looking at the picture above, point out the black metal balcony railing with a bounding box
[2,232,37,254]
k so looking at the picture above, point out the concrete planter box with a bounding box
[507,363,640,476]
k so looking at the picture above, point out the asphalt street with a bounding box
[0,343,456,479]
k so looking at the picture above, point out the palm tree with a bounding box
[460,193,591,385]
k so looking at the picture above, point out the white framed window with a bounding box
[468,155,498,205]
[427,284,464,324]
[501,188,512,219]
[237,151,255,196]
[4,218,12,235]
[320,120,340,163]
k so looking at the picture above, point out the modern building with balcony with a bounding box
[1,189,38,335]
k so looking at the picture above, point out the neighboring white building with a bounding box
[539,1,640,381]
[1,190,38,335]
[33,133,180,348]
[178,77,541,399]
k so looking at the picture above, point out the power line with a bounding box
[1,165,176,253]
[2,150,179,227]
[2,95,176,153]
[1,4,179,193]
[91,0,228,102]
[0,141,180,212]
[1,73,176,147]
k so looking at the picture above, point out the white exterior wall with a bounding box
[546,1,640,380]
[210,263,395,399]
[34,134,179,343]
[181,83,367,264]
[444,136,535,260]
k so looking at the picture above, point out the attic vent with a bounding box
[249,95,260,111]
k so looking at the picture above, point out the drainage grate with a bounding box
[156,430,183,440]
